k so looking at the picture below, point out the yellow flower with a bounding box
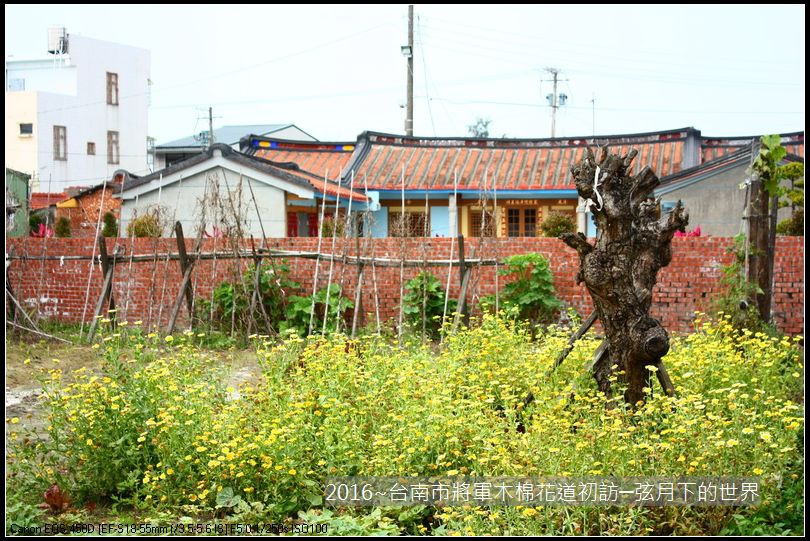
[86,438,93,446]
[165,335,174,343]
[288,468,297,475]
[10,418,20,424]
[753,468,764,475]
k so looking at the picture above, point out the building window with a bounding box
[107,131,120,164]
[506,207,538,237]
[470,209,496,237]
[389,211,429,237]
[19,123,33,136]
[53,125,67,161]
[8,78,25,91]
[106,72,119,105]
[87,142,96,155]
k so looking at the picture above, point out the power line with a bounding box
[28,20,398,117]
[419,13,802,70]
[416,14,437,136]
[418,33,801,89]
[413,96,803,116]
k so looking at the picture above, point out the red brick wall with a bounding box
[5,236,804,335]
[55,188,121,238]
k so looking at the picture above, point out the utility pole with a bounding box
[403,5,414,136]
[544,68,567,138]
[208,107,215,148]
[549,68,559,137]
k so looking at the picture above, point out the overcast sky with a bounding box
[5,4,805,144]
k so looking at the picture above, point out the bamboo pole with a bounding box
[308,170,330,336]
[398,164,406,343]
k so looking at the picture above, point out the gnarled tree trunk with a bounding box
[561,148,688,405]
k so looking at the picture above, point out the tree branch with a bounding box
[560,232,593,258]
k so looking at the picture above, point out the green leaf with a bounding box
[215,487,242,508]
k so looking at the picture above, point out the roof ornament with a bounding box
[590,165,604,211]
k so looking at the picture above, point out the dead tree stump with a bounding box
[561,148,688,405]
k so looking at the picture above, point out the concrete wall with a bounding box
[659,161,791,237]
[4,92,39,180]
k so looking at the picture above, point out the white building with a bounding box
[5,28,151,192]
[116,144,366,238]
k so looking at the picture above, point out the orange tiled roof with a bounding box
[318,181,368,203]
[250,139,355,179]
[349,129,696,191]
[701,131,804,162]
[30,192,67,210]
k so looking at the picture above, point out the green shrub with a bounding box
[712,234,771,332]
[284,284,354,336]
[539,211,575,237]
[486,252,561,326]
[127,214,163,238]
[28,213,43,233]
[54,216,71,238]
[198,261,300,335]
[101,211,118,237]
[6,316,803,534]
[320,216,345,238]
[776,211,803,236]
[402,271,456,338]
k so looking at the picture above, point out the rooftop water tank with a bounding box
[47,26,68,54]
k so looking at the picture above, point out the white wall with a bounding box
[5,58,78,95]
[4,92,39,184]
[120,166,287,238]
[5,34,151,192]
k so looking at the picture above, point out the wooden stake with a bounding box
[546,310,598,376]
[174,222,194,316]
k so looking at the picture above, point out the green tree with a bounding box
[539,212,576,237]
[776,161,804,236]
[54,216,71,238]
[467,118,491,138]
[748,135,799,319]
[101,211,118,237]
